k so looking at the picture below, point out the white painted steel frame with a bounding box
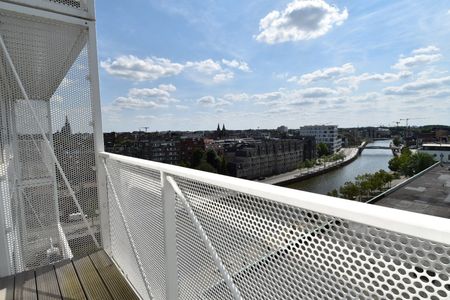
[0,0,107,274]
[99,152,450,246]
[161,172,180,300]
[1,0,94,20]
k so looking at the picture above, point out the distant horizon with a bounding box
[96,0,450,132]
[102,123,450,134]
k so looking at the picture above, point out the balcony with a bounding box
[0,1,449,300]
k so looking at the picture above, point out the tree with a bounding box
[327,189,339,197]
[339,182,359,200]
[388,156,401,172]
[317,143,329,157]
[403,152,435,176]
[191,149,204,168]
[392,137,401,147]
[389,148,435,177]
[206,149,221,171]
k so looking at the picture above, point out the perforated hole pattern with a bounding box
[0,9,100,272]
[103,157,450,300]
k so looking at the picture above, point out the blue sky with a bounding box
[96,0,450,132]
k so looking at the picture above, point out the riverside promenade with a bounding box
[260,147,360,186]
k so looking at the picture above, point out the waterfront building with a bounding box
[226,139,305,179]
[419,143,450,162]
[300,125,342,153]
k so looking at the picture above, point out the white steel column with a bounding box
[87,19,111,254]
[161,172,180,300]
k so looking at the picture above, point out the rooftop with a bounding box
[373,163,450,218]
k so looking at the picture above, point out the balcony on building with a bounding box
[0,1,449,300]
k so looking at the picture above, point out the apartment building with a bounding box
[300,125,342,153]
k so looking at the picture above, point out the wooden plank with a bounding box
[14,270,37,300]
[73,255,112,300]
[35,265,61,300]
[0,275,14,300]
[89,250,139,300]
[54,260,86,300]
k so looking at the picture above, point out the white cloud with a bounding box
[197,95,215,106]
[289,63,355,85]
[392,46,442,70]
[336,71,411,88]
[300,87,339,98]
[221,59,251,72]
[100,55,183,81]
[213,71,234,83]
[184,59,235,84]
[383,76,450,95]
[102,56,250,84]
[197,96,231,110]
[223,93,250,102]
[255,0,348,44]
[113,84,178,109]
[411,45,440,55]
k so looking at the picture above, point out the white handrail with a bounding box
[100,152,450,245]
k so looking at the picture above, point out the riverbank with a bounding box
[260,147,359,186]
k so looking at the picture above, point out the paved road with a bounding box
[260,148,359,185]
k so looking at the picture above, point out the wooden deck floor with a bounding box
[0,250,140,300]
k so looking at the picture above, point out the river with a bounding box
[286,140,393,195]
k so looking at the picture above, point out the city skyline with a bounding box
[96,0,450,132]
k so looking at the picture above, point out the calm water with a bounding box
[286,140,393,195]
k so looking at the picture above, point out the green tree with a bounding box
[191,149,204,168]
[219,156,228,175]
[206,149,220,171]
[339,182,360,200]
[327,189,339,197]
[402,152,436,176]
[388,156,401,172]
[392,137,401,147]
[317,143,330,157]
[389,148,435,177]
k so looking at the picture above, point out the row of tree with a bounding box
[328,170,395,201]
[186,149,229,174]
[388,148,435,177]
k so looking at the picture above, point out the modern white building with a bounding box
[299,125,342,153]
[419,143,450,162]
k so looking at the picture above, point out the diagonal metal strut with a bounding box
[0,34,100,249]
[166,176,243,300]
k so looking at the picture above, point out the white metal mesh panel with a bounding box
[172,175,450,300]
[174,194,234,300]
[0,7,100,272]
[103,153,450,300]
[105,158,167,300]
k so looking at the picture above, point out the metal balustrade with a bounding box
[100,152,450,300]
[1,1,450,299]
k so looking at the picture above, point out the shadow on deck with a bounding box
[0,250,139,300]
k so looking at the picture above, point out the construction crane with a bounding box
[400,118,426,127]
[139,126,150,132]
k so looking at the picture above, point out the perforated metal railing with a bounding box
[0,2,101,275]
[100,152,450,300]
